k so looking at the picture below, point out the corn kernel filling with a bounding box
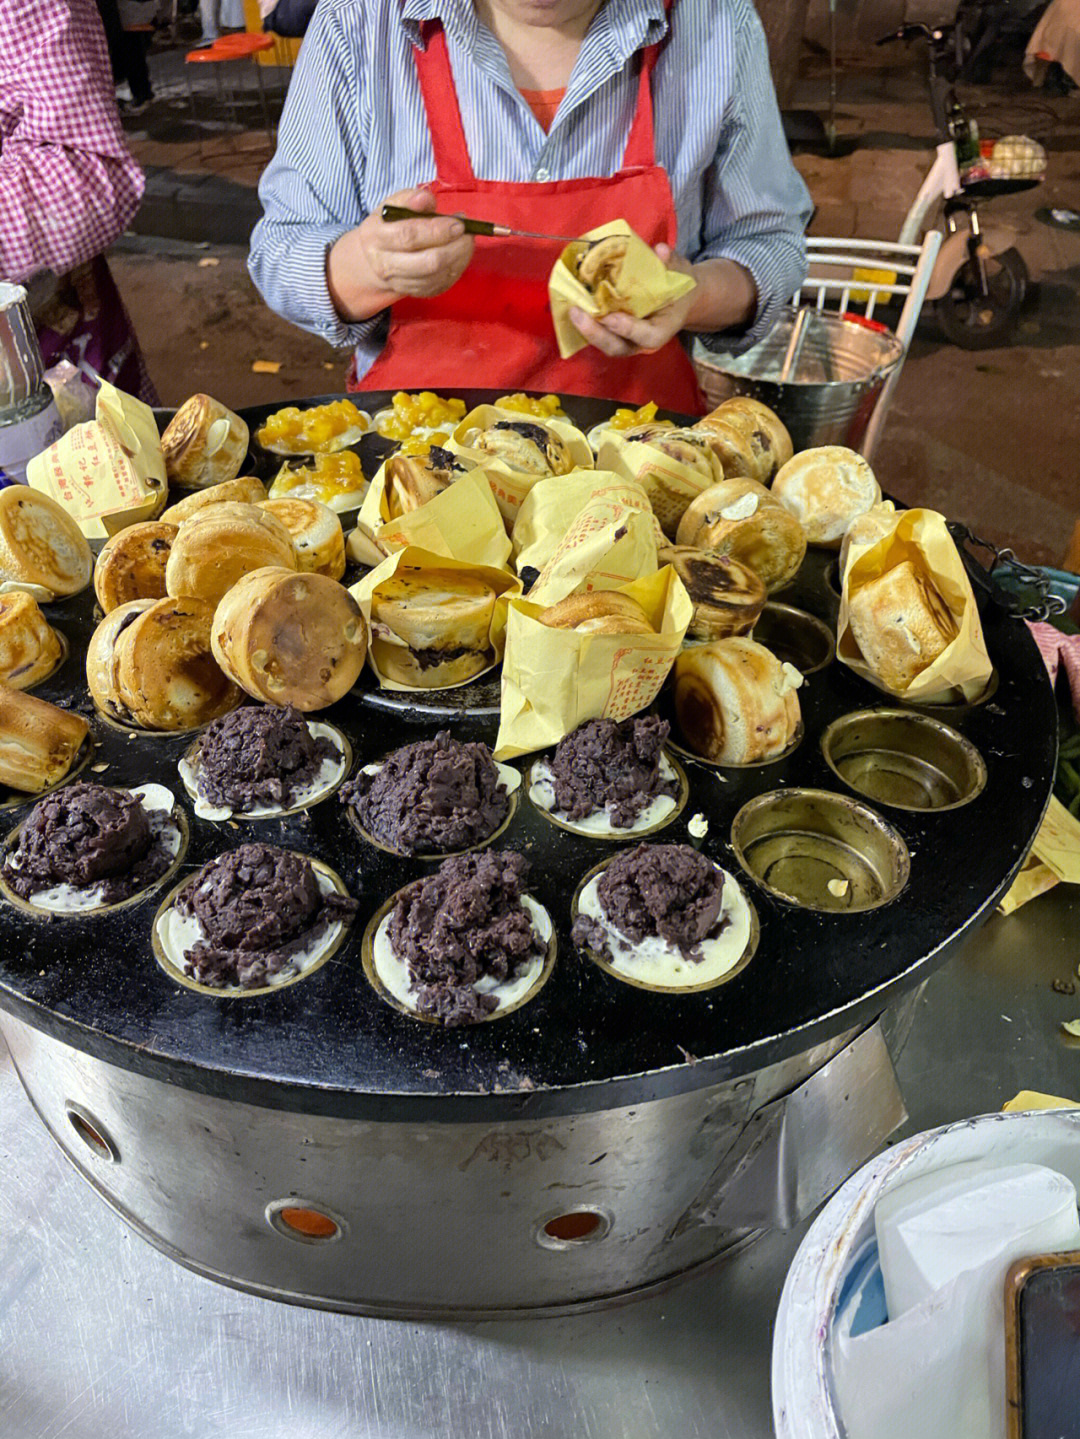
[256,400,370,453]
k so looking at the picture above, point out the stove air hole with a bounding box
[536,1207,611,1249]
[266,1199,344,1243]
[65,1104,118,1163]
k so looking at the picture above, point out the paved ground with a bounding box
[108,38,1080,565]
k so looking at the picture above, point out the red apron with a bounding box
[351,13,706,414]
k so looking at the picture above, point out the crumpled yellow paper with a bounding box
[999,794,1080,912]
[352,464,512,570]
[494,566,692,760]
[513,473,660,608]
[837,506,993,703]
[596,429,722,538]
[27,381,167,537]
[349,546,521,691]
[549,219,697,359]
[446,404,594,527]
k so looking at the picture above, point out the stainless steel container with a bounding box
[0,282,62,483]
[694,308,905,451]
[0,281,45,409]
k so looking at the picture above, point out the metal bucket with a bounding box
[694,308,906,453]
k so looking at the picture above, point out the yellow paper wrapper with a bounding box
[447,405,594,527]
[1002,1091,1080,1112]
[494,567,692,761]
[997,852,1061,914]
[517,474,660,609]
[837,507,994,703]
[349,546,521,691]
[27,381,167,538]
[596,430,721,538]
[549,219,697,360]
[1022,794,1080,889]
[353,464,512,571]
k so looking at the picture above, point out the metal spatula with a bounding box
[381,204,578,243]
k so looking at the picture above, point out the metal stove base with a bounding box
[0,1010,905,1317]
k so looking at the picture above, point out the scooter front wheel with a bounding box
[935,246,1028,349]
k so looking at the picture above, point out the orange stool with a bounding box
[184,34,276,150]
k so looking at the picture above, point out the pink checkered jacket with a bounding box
[0,0,144,283]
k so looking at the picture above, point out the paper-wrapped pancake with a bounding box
[771,446,881,549]
[259,498,345,579]
[115,596,241,731]
[94,521,177,613]
[0,486,92,601]
[537,590,655,636]
[675,479,806,591]
[213,568,367,709]
[672,637,803,764]
[471,421,575,477]
[383,446,470,516]
[26,382,167,539]
[494,567,692,762]
[165,502,296,605]
[0,592,64,689]
[597,426,723,538]
[846,559,958,693]
[550,219,697,360]
[657,546,766,642]
[160,394,249,489]
[368,569,496,688]
[574,235,632,315]
[0,683,89,793]
[160,474,267,525]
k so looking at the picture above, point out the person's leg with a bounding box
[122,29,153,106]
[93,0,127,85]
[198,0,221,40]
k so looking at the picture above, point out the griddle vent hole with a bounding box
[537,1208,611,1249]
[65,1104,118,1163]
[266,1199,344,1244]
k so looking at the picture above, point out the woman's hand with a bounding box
[326,187,475,322]
[568,244,757,358]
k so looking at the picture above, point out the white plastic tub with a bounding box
[772,1110,1080,1439]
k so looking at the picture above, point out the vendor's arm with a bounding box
[0,0,144,283]
[249,4,472,347]
[575,0,811,360]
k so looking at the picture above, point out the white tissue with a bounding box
[834,1162,1080,1439]
[833,1267,996,1439]
[876,1161,1080,1319]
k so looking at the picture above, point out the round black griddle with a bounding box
[0,392,1057,1121]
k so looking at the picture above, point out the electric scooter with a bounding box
[879,21,1039,348]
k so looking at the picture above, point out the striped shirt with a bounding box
[248,0,812,380]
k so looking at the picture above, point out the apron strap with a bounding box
[415,24,476,186]
[413,3,675,186]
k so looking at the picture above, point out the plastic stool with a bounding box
[184,34,275,151]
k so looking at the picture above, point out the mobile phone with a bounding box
[1005,1251,1080,1439]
